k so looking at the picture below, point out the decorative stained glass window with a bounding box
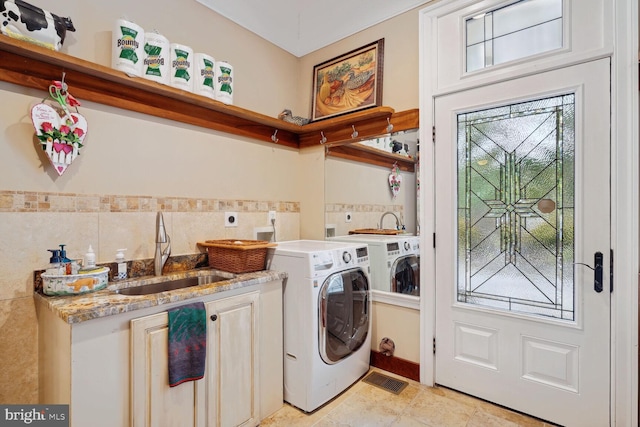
[457,94,575,320]
[466,0,563,72]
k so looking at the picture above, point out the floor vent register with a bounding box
[362,372,409,395]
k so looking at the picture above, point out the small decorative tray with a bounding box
[348,228,402,235]
[41,267,110,296]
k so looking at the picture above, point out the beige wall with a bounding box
[0,1,423,402]
[297,7,421,114]
[29,0,302,116]
[299,7,422,237]
[372,303,420,363]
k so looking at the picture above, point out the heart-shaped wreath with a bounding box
[30,79,88,176]
[388,163,402,199]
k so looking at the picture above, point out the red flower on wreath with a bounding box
[41,122,54,133]
[67,94,81,107]
[36,119,84,148]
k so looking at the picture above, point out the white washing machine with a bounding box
[267,240,372,413]
[330,234,420,296]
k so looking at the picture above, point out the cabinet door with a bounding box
[206,292,260,427]
[131,312,206,427]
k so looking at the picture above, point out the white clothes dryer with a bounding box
[267,240,372,413]
[330,234,420,296]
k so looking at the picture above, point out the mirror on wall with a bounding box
[324,129,420,300]
[324,129,419,236]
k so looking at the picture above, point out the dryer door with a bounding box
[391,255,420,296]
[318,267,370,364]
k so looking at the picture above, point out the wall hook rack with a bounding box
[271,129,279,143]
[0,37,412,151]
[351,125,358,139]
[320,132,327,144]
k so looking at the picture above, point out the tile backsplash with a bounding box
[0,191,299,214]
[325,202,405,237]
[1,190,300,300]
[0,190,300,404]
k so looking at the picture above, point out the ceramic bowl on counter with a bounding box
[41,267,110,296]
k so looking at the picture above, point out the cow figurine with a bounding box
[391,140,410,156]
[0,0,75,51]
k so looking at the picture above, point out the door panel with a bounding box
[207,292,260,427]
[456,93,576,320]
[434,59,610,427]
[131,312,205,427]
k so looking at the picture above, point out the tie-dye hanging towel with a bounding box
[168,301,207,387]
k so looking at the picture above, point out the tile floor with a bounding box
[260,368,557,427]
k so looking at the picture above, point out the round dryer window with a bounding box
[318,268,370,364]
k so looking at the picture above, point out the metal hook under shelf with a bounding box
[320,131,327,144]
[271,129,279,143]
[386,118,393,133]
[351,125,358,139]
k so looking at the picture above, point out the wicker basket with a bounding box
[197,240,277,273]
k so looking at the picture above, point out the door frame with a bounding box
[418,0,639,424]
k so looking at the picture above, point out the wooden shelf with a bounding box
[0,37,418,149]
[298,108,419,149]
[326,142,417,172]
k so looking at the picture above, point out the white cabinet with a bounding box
[208,292,260,427]
[131,292,260,427]
[36,278,283,427]
[130,309,205,426]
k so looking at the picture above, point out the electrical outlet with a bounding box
[345,212,352,223]
[268,210,276,223]
[225,212,238,227]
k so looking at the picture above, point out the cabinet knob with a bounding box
[210,314,218,321]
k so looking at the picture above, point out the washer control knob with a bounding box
[342,251,352,263]
[404,241,411,251]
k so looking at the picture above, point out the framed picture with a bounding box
[311,39,384,122]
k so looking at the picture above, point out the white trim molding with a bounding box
[611,0,639,424]
[419,0,638,424]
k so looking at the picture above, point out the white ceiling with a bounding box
[196,0,429,57]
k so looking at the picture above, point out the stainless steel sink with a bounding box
[116,274,228,296]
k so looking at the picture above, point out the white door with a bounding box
[130,312,206,427]
[434,59,610,427]
[206,292,260,427]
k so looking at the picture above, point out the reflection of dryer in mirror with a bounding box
[329,234,420,296]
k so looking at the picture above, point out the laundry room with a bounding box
[0,0,421,412]
[0,0,637,426]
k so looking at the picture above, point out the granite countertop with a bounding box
[34,268,287,324]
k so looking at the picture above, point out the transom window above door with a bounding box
[465,0,563,72]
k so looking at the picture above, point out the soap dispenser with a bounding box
[59,244,72,275]
[84,245,96,269]
[46,249,64,275]
[115,249,128,280]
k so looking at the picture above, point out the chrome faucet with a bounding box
[378,211,401,230]
[154,211,171,276]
